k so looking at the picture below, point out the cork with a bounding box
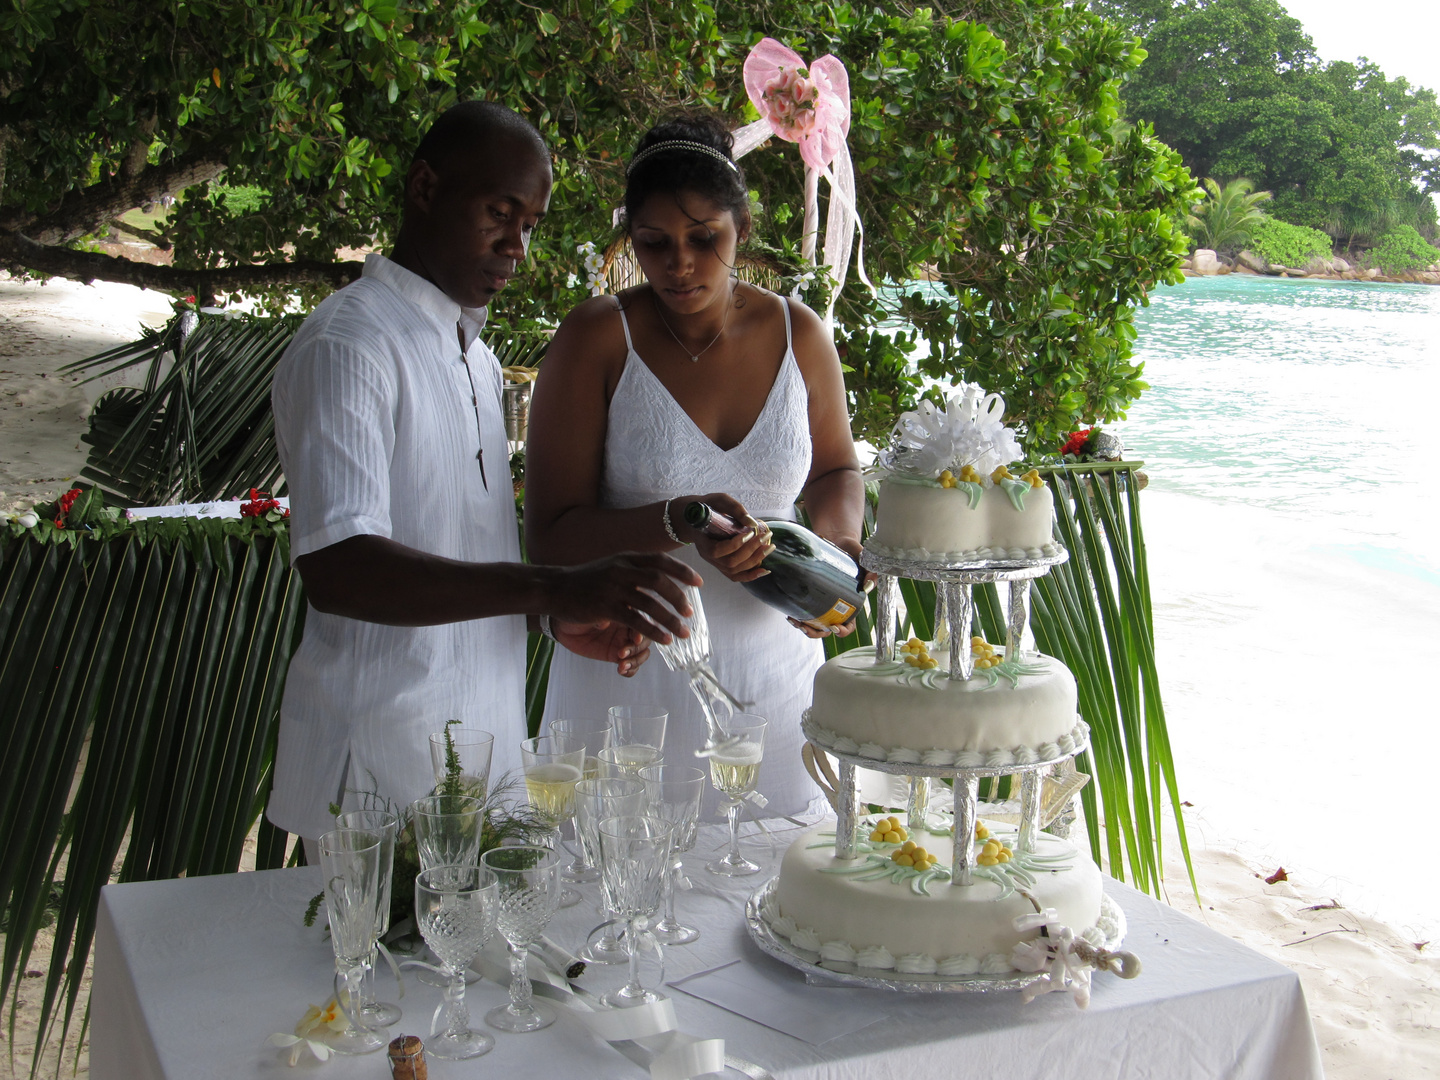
[387,1034,427,1080]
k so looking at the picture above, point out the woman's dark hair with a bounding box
[623,112,750,235]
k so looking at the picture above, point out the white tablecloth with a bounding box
[91,820,1322,1079]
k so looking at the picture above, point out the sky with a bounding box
[1279,0,1440,92]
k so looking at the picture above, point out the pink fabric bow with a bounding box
[743,38,850,173]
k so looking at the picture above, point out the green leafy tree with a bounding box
[1093,0,1440,246]
[1247,216,1331,268]
[2,0,1195,450]
[1184,176,1270,251]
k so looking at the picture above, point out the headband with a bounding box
[626,139,741,177]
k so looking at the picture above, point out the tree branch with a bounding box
[0,228,362,298]
[0,150,228,245]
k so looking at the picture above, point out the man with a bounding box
[268,101,699,847]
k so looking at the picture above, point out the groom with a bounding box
[268,101,699,850]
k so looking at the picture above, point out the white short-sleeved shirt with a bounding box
[267,254,525,840]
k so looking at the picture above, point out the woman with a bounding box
[525,114,865,817]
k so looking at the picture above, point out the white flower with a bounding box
[17,511,39,528]
[566,272,579,288]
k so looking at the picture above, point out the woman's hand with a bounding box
[682,492,775,583]
[785,534,874,639]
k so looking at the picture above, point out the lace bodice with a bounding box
[601,296,812,519]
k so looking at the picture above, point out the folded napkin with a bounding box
[668,960,891,1046]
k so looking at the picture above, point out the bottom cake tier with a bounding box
[760,818,1110,976]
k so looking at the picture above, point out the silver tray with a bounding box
[860,545,1069,582]
[801,709,1090,780]
[745,877,1127,994]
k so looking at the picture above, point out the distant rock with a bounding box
[1331,256,1351,274]
[1191,249,1222,275]
[1236,250,1267,273]
[1303,256,1332,276]
[1364,268,1382,279]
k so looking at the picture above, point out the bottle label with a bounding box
[804,599,857,630]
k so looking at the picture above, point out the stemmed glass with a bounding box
[414,866,498,1059]
[410,794,485,985]
[573,776,647,964]
[608,705,667,757]
[317,828,386,1055]
[521,734,586,907]
[638,765,705,945]
[705,714,768,877]
[334,809,401,1027]
[482,846,562,1033]
[549,718,612,883]
[648,582,747,755]
[598,816,675,1008]
[428,727,494,801]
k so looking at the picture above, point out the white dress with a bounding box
[541,294,824,817]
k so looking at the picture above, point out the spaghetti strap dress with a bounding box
[540,293,825,817]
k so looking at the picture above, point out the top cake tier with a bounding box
[866,476,1059,563]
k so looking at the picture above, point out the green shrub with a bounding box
[1371,225,1440,274]
[1248,218,1333,268]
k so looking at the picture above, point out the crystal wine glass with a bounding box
[521,734,586,907]
[598,815,675,1008]
[428,727,494,801]
[414,865,498,1059]
[334,809,401,1027]
[646,582,747,755]
[638,764,705,945]
[598,744,664,779]
[410,794,485,870]
[573,776,647,964]
[549,718,613,883]
[705,714,768,877]
[607,704,668,757]
[481,846,562,1033]
[317,828,386,1055]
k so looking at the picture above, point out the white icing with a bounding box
[937,956,980,976]
[803,715,1091,771]
[921,749,955,766]
[955,750,986,768]
[867,478,1057,563]
[981,954,1014,975]
[854,946,896,970]
[819,941,857,963]
[985,748,1013,768]
[791,927,822,951]
[896,954,938,974]
[858,742,887,760]
[1014,745,1039,765]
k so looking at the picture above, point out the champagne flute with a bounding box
[482,846,562,1033]
[410,793,486,986]
[598,744,664,779]
[608,704,667,756]
[521,734,586,907]
[598,815,674,1008]
[638,764,705,945]
[317,828,386,1055]
[573,776,646,964]
[428,727,494,801]
[549,719,613,882]
[334,809,401,1027]
[645,583,748,755]
[414,865,498,1059]
[705,714,768,877]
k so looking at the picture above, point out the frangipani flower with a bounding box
[266,996,348,1066]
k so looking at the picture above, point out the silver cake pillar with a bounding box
[951,774,979,887]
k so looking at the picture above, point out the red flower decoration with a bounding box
[1060,429,1096,457]
[240,488,284,518]
[53,487,83,529]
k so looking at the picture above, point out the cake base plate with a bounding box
[744,877,1127,994]
[859,544,1069,582]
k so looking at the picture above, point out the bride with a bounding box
[524,114,865,816]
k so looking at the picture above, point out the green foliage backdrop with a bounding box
[2,0,1196,450]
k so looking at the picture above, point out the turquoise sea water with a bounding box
[1114,274,1440,939]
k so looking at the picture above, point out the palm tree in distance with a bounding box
[1185,178,1272,253]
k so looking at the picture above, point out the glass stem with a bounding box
[626,917,645,997]
[338,959,368,1037]
[507,941,533,1016]
[662,859,681,925]
[444,965,468,1036]
[362,944,379,1010]
[725,798,743,863]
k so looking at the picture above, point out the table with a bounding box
[91,820,1322,1079]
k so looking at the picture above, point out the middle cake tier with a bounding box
[807,645,1080,766]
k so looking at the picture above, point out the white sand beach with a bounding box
[2,273,1437,1077]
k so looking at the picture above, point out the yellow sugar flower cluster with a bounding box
[899,637,938,670]
[892,840,938,870]
[958,464,981,483]
[991,464,1015,484]
[868,815,908,844]
[975,821,991,840]
[971,636,1001,670]
[938,469,959,489]
[977,838,1013,866]
[1020,468,1044,489]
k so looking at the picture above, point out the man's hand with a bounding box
[551,621,652,676]
[543,551,703,645]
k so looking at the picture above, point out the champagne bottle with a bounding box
[683,501,870,632]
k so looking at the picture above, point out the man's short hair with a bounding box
[412,100,548,175]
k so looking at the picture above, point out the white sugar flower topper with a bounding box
[876,383,1022,483]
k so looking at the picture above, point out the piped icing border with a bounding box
[758,891,1121,976]
[802,714,1090,768]
[864,537,1063,563]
